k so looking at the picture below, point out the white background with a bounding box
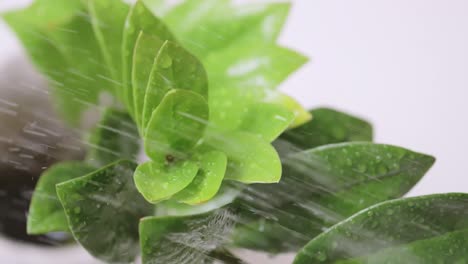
[1,0,468,263]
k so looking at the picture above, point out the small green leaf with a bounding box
[122,0,174,116]
[87,0,129,90]
[174,151,228,205]
[278,108,373,153]
[132,32,165,128]
[56,160,151,263]
[144,89,209,162]
[139,206,237,264]
[233,143,435,252]
[27,162,96,235]
[86,108,140,167]
[134,160,199,203]
[142,41,208,129]
[204,131,281,183]
[293,193,468,264]
[239,103,294,142]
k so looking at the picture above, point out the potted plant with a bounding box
[3,0,467,263]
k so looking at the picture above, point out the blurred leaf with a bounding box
[87,0,129,90]
[277,108,373,154]
[159,1,291,59]
[3,0,110,124]
[56,160,151,263]
[134,159,199,204]
[144,89,209,162]
[174,151,228,205]
[122,0,175,117]
[233,143,435,252]
[140,206,237,264]
[267,93,312,128]
[86,108,140,167]
[142,41,208,129]
[132,32,165,128]
[239,103,294,142]
[204,131,281,184]
[27,162,95,235]
[293,193,468,264]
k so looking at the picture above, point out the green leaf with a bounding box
[140,206,237,264]
[160,1,291,59]
[267,93,313,129]
[205,43,307,130]
[132,32,165,128]
[122,0,175,117]
[293,193,468,264]
[87,0,130,90]
[174,151,228,205]
[144,89,209,162]
[3,0,109,124]
[27,162,96,235]
[278,108,373,153]
[86,108,140,167]
[232,143,435,252]
[56,160,151,263]
[134,160,199,203]
[142,41,208,129]
[204,131,281,183]
[239,103,295,142]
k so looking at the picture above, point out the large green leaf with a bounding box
[134,159,199,204]
[174,151,228,205]
[132,32,165,128]
[232,143,435,252]
[86,108,140,167]
[293,193,468,264]
[139,206,237,264]
[27,162,96,235]
[87,0,129,91]
[56,160,151,263]
[122,0,175,117]
[142,41,208,129]
[277,108,373,154]
[144,89,209,162]
[204,130,281,184]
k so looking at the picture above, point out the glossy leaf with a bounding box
[86,108,140,167]
[278,108,373,154]
[239,103,294,142]
[132,32,165,128]
[134,160,199,203]
[294,193,468,264]
[144,89,209,162]
[87,0,129,90]
[174,151,228,205]
[232,143,435,252]
[204,131,281,183]
[140,206,237,264]
[142,41,208,129]
[56,160,151,263]
[122,0,175,116]
[27,162,96,235]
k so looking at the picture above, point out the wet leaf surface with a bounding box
[56,160,151,263]
[294,193,468,264]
